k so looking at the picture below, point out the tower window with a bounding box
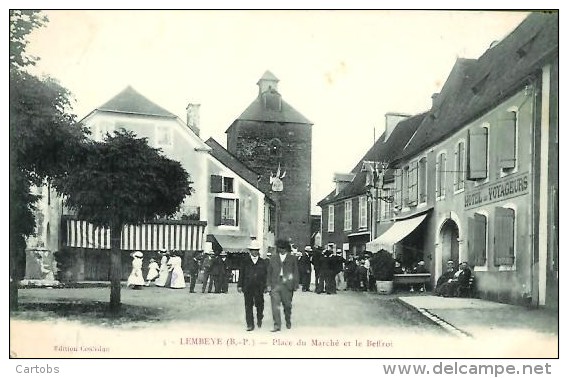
[269,138,282,158]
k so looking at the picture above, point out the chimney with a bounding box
[384,112,410,141]
[333,173,356,195]
[186,103,200,136]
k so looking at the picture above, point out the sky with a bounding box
[24,10,530,213]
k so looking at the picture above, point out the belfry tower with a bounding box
[226,71,313,248]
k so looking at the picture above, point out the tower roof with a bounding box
[97,86,177,118]
[235,95,312,124]
[257,70,279,83]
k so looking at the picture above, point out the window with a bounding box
[156,125,173,147]
[436,152,447,200]
[269,138,282,158]
[454,141,465,192]
[468,213,487,266]
[498,111,517,172]
[467,126,488,180]
[358,196,367,229]
[418,157,427,203]
[407,162,418,206]
[494,207,515,266]
[328,205,335,232]
[223,177,234,193]
[210,175,234,193]
[214,198,239,226]
[344,200,352,231]
[381,190,392,219]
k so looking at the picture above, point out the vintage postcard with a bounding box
[9,9,558,361]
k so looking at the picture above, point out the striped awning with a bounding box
[63,217,207,252]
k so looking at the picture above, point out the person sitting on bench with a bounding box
[434,260,457,295]
[436,261,471,297]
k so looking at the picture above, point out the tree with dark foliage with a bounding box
[9,10,88,309]
[52,130,193,311]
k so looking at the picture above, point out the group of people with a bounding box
[127,248,234,293]
[127,249,186,290]
[434,259,472,297]
[199,250,232,294]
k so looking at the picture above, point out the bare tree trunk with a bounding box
[9,273,19,310]
[109,221,122,313]
[9,239,21,310]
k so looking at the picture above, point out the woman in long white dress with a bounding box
[155,251,170,287]
[127,251,145,289]
[169,252,186,289]
[145,258,159,286]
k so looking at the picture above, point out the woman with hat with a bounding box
[169,250,186,289]
[127,251,145,290]
[145,257,160,286]
[155,249,170,287]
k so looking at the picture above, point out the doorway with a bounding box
[440,219,460,264]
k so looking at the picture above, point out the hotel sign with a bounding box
[464,172,529,210]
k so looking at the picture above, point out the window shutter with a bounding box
[435,158,440,198]
[469,214,487,266]
[467,128,488,180]
[498,112,516,170]
[402,168,409,206]
[419,158,427,202]
[494,207,515,266]
[210,175,222,193]
[394,170,402,207]
[441,154,446,197]
[412,161,419,203]
[453,149,458,190]
[214,197,222,226]
[235,199,240,227]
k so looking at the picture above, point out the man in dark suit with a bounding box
[329,249,345,292]
[266,238,299,332]
[311,247,323,291]
[186,251,201,293]
[237,240,268,331]
[218,251,231,293]
[201,250,215,293]
[298,246,313,291]
[322,249,335,294]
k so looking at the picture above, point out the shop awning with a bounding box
[207,234,251,254]
[366,213,427,252]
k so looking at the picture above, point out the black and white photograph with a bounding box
[8,8,559,362]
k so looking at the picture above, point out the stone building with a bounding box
[225,71,313,249]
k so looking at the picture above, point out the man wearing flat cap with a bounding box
[237,239,267,331]
[266,238,299,332]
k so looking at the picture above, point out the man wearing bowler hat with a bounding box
[237,239,268,331]
[266,238,299,332]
